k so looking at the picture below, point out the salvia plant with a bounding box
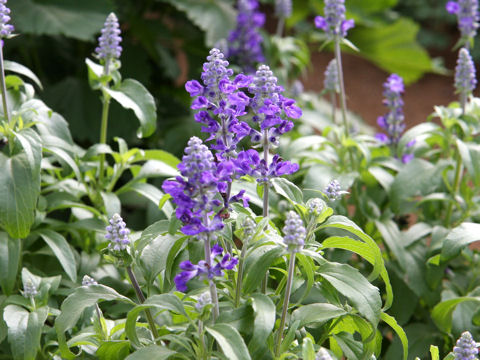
[1,0,480,360]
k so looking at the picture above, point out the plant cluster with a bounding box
[0,0,480,360]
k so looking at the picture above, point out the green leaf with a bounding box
[441,222,480,262]
[381,312,408,360]
[118,182,173,216]
[125,345,177,360]
[106,79,157,138]
[101,192,121,218]
[36,229,77,282]
[457,139,480,186]
[302,338,316,360]
[9,0,113,41]
[318,261,382,328]
[4,61,42,89]
[136,160,179,178]
[430,345,440,360]
[271,177,303,204]
[248,294,275,359]
[0,232,20,295]
[0,135,41,238]
[206,323,252,360]
[163,0,236,46]
[348,18,432,84]
[3,305,48,360]
[96,341,130,360]
[291,303,347,327]
[56,284,134,358]
[431,297,480,333]
[243,246,285,294]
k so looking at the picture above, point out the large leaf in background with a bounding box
[206,324,252,360]
[0,233,21,296]
[3,305,48,360]
[106,79,157,138]
[348,18,433,84]
[0,130,41,239]
[9,0,112,41]
[162,0,236,46]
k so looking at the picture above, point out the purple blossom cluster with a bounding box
[185,49,252,159]
[446,0,479,41]
[282,211,306,253]
[453,331,478,360]
[95,13,122,63]
[314,0,355,39]
[227,0,265,73]
[174,244,238,291]
[455,47,477,97]
[105,213,131,251]
[375,74,415,163]
[0,0,13,38]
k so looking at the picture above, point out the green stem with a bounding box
[198,320,207,360]
[334,38,349,137]
[0,41,10,128]
[330,92,337,125]
[204,237,220,321]
[234,234,251,307]
[261,130,269,293]
[275,252,296,356]
[126,266,160,341]
[98,91,111,186]
[445,152,463,227]
[276,17,285,37]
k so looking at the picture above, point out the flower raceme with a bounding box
[324,59,340,94]
[0,0,14,38]
[95,13,122,63]
[227,0,265,73]
[446,0,479,41]
[174,244,238,292]
[455,47,477,97]
[105,213,131,251]
[283,211,306,253]
[453,331,479,360]
[314,0,355,39]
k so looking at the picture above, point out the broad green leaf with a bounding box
[348,18,432,84]
[0,232,20,295]
[9,0,112,41]
[243,246,285,294]
[132,149,180,168]
[56,284,134,358]
[331,332,365,360]
[248,294,275,359]
[96,341,130,360]
[106,79,157,138]
[44,146,82,180]
[83,143,113,160]
[36,229,77,282]
[457,139,480,186]
[101,192,121,218]
[431,297,480,333]
[291,303,347,327]
[381,312,408,360]
[271,177,303,204]
[0,144,41,238]
[206,323,251,360]
[136,160,179,178]
[318,261,382,328]
[4,61,42,89]
[302,338,316,360]
[163,0,236,46]
[322,236,393,310]
[441,222,480,262]
[368,166,394,192]
[3,305,48,360]
[125,345,177,360]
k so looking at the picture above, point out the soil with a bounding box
[302,50,460,129]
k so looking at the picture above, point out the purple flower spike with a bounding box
[0,0,14,38]
[275,0,292,18]
[283,211,306,253]
[95,13,122,62]
[227,0,265,73]
[174,245,238,292]
[324,179,347,201]
[105,213,131,251]
[315,0,354,39]
[376,74,405,146]
[453,331,478,360]
[446,0,479,40]
[455,47,477,97]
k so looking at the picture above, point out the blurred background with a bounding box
[4,0,470,155]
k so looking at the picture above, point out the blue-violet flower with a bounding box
[455,47,477,97]
[174,244,238,291]
[105,213,130,251]
[0,0,14,38]
[283,211,306,253]
[453,331,479,360]
[446,0,479,40]
[376,74,405,146]
[95,13,122,62]
[227,0,265,73]
[314,0,355,39]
